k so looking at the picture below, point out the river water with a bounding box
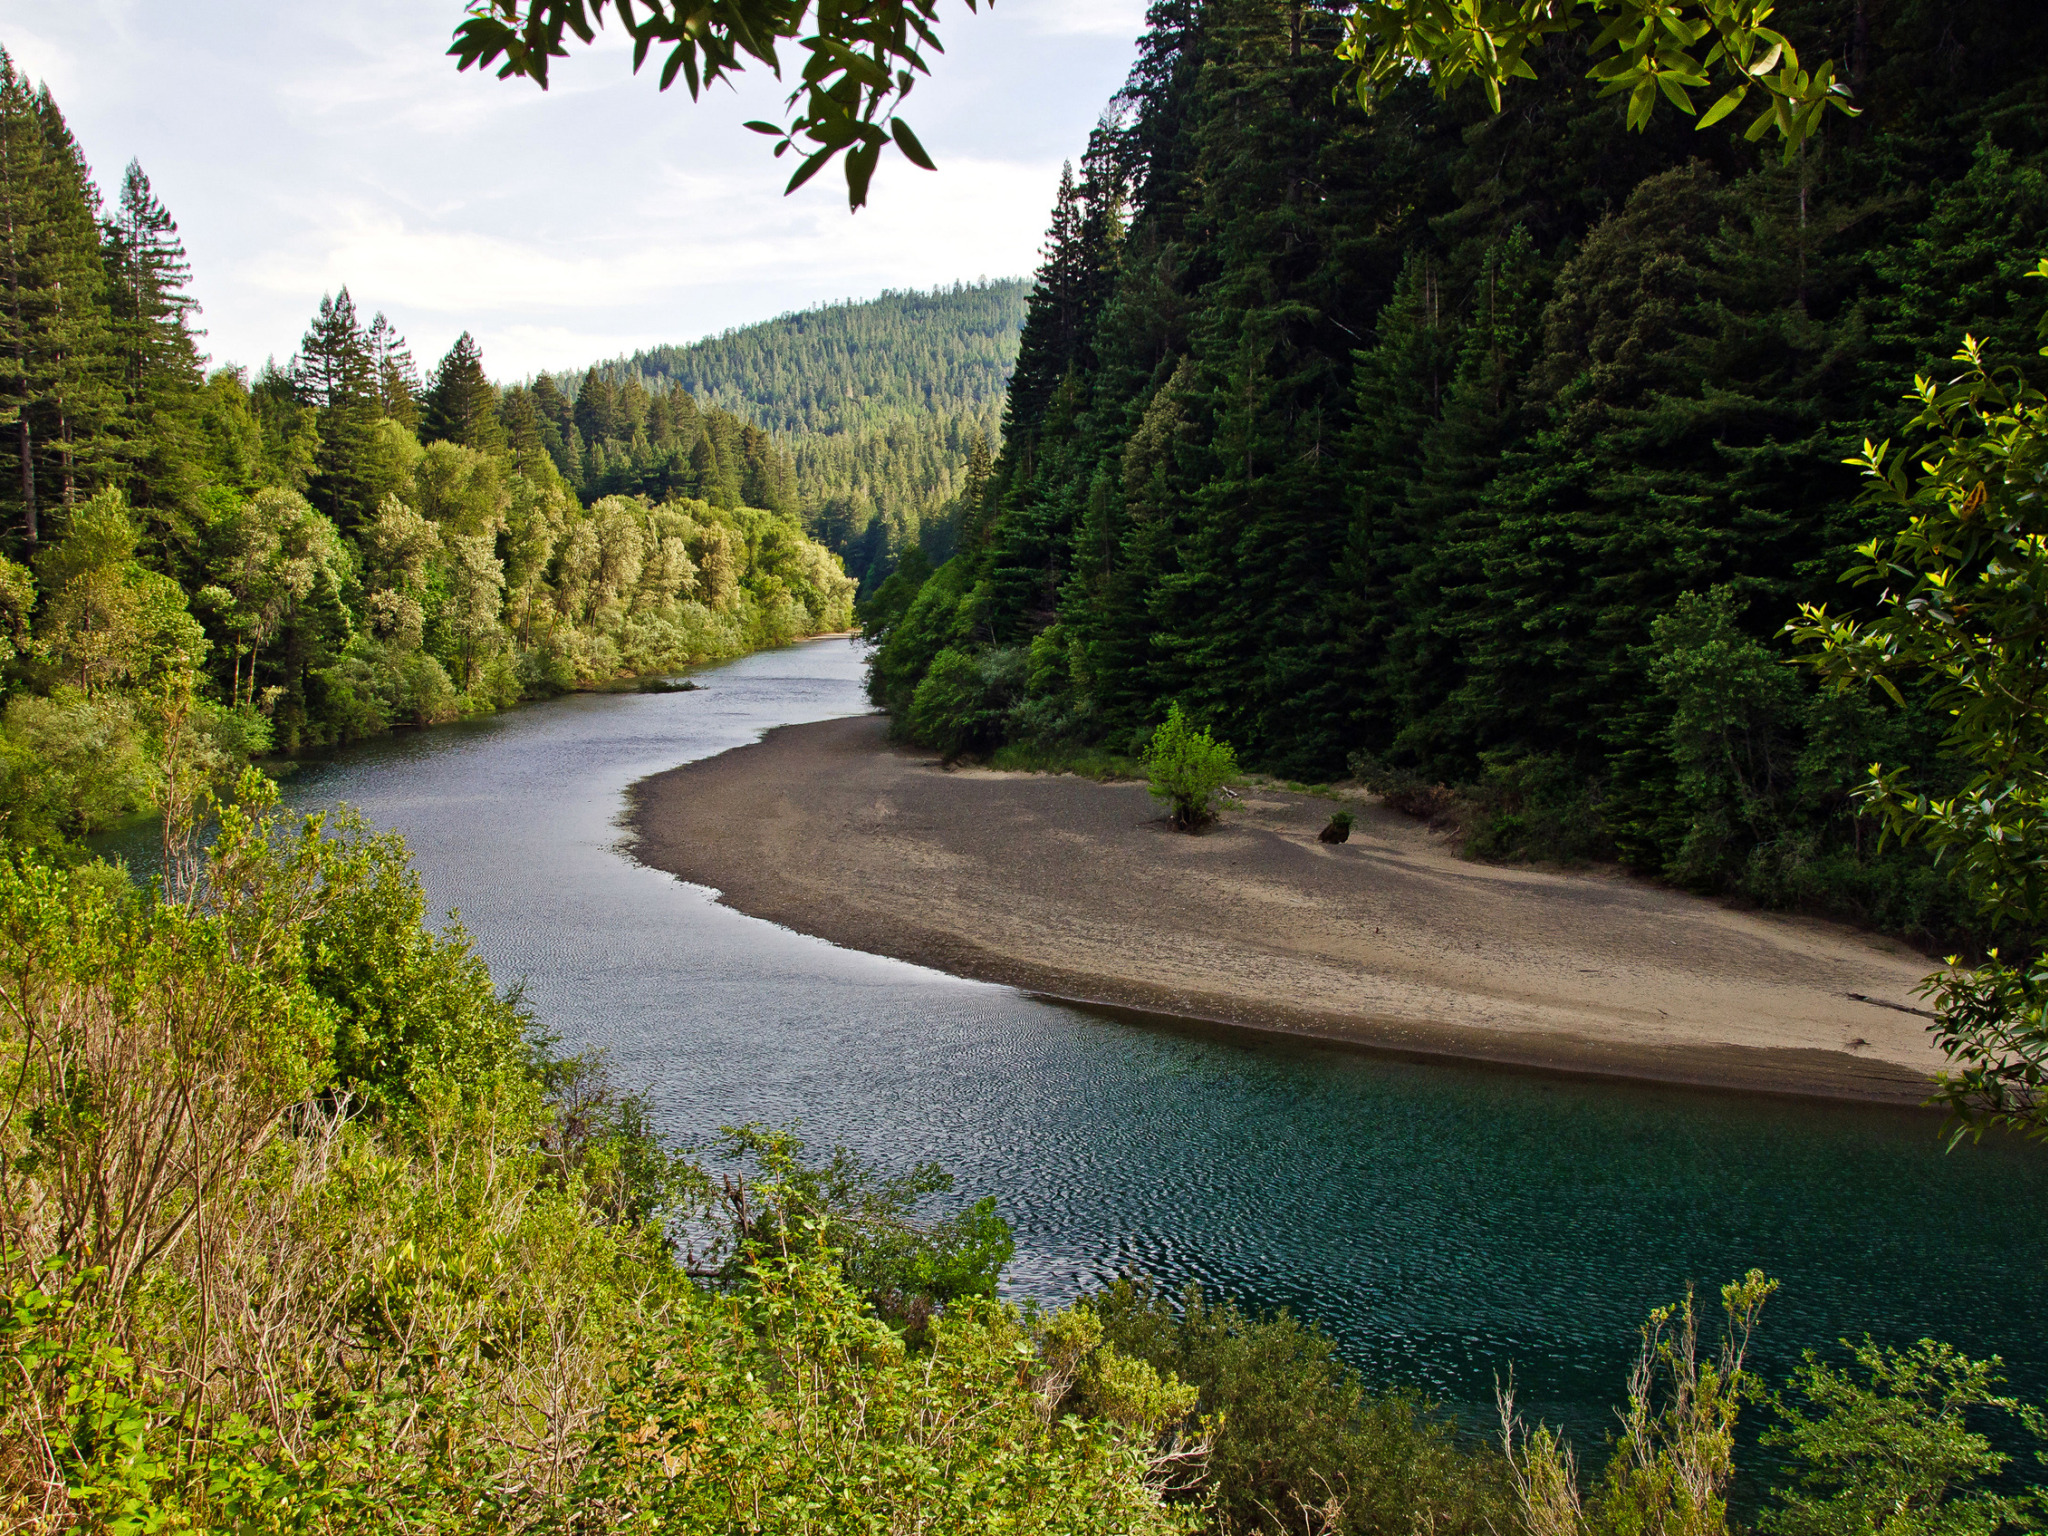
[106,636,2048,1445]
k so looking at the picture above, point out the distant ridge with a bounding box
[563,281,1029,586]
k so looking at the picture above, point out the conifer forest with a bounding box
[869,0,2048,948]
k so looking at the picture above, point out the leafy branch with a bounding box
[1787,262,2048,1139]
[1337,0,1856,158]
[449,0,982,208]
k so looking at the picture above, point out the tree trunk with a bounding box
[18,414,33,545]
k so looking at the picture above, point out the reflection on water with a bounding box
[98,637,2048,1445]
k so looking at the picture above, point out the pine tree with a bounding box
[28,86,117,523]
[1329,249,1461,746]
[422,331,506,451]
[366,313,421,431]
[293,289,379,529]
[104,162,199,400]
[0,58,120,547]
[0,52,56,545]
[958,430,992,545]
[499,385,553,481]
[102,160,205,540]
[574,367,620,446]
[1376,227,1542,763]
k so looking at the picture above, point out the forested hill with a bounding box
[866,0,2048,946]
[567,282,1028,591]
[611,282,1027,437]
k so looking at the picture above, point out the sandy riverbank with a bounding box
[627,714,1948,1103]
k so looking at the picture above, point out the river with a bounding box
[103,634,2048,1449]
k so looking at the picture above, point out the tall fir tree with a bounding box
[422,331,506,452]
[102,160,206,544]
[293,288,380,529]
[0,50,55,546]
[366,312,421,432]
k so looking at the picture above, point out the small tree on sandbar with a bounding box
[1145,703,1237,831]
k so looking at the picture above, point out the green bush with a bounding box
[1087,1278,1506,1536]
[905,645,1025,761]
[1761,1338,2036,1536]
[1460,753,1613,866]
[1144,703,1238,830]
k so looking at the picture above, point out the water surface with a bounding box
[106,637,2048,1446]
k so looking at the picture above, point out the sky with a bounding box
[0,0,1148,380]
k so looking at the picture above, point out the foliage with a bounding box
[1496,1272,1776,1536]
[905,644,1026,761]
[705,1123,1016,1330]
[1088,1278,1508,1536]
[573,1253,1202,1535]
[1337,1,1855,155]
[577,282,1026,594]
[450,0,989,208]
[1761,1338,2040,1536]
[1789,310,2048,1135]
[0,57,861,844]
[0,794,1198,1534]
[1144,703,1238,831]
[859,542,931,640]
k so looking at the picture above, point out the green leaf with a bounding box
[1696,85,1746,128]
[1656,73,1697,114]
[783,147,835,196]
[1628,76,1656,130]
[889,116,937,171]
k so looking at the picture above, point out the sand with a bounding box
[627,714,1949,1103]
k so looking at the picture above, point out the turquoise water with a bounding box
[100,637,2048,1453]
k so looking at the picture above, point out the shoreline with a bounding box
[627,715,1946,1107]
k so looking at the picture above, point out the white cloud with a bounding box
[1024,0,1151,38]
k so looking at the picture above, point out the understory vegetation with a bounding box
[864,0,2047,952]
[0,49,855,850]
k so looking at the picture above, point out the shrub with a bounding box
[1087,1278,1506,1536]
[905,645,1026,762]
[1348,750,1460,826]
[1760,1338,2032,1536]
[1462,753,1613,865]
[1145,704,1237,831]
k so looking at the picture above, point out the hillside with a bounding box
[571,281,1028,590]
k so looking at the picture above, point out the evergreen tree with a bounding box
[498,385,553,480]
[0,50,51,545]
[292,289,380,529]
[102,160,206,540]
[574,367,620,445]
[422,331,506,452]
[27,85,117,524]
[0,57,120,546]
[104,161,199,403]
[366,312,421,431]
[1001,162,1093,472]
